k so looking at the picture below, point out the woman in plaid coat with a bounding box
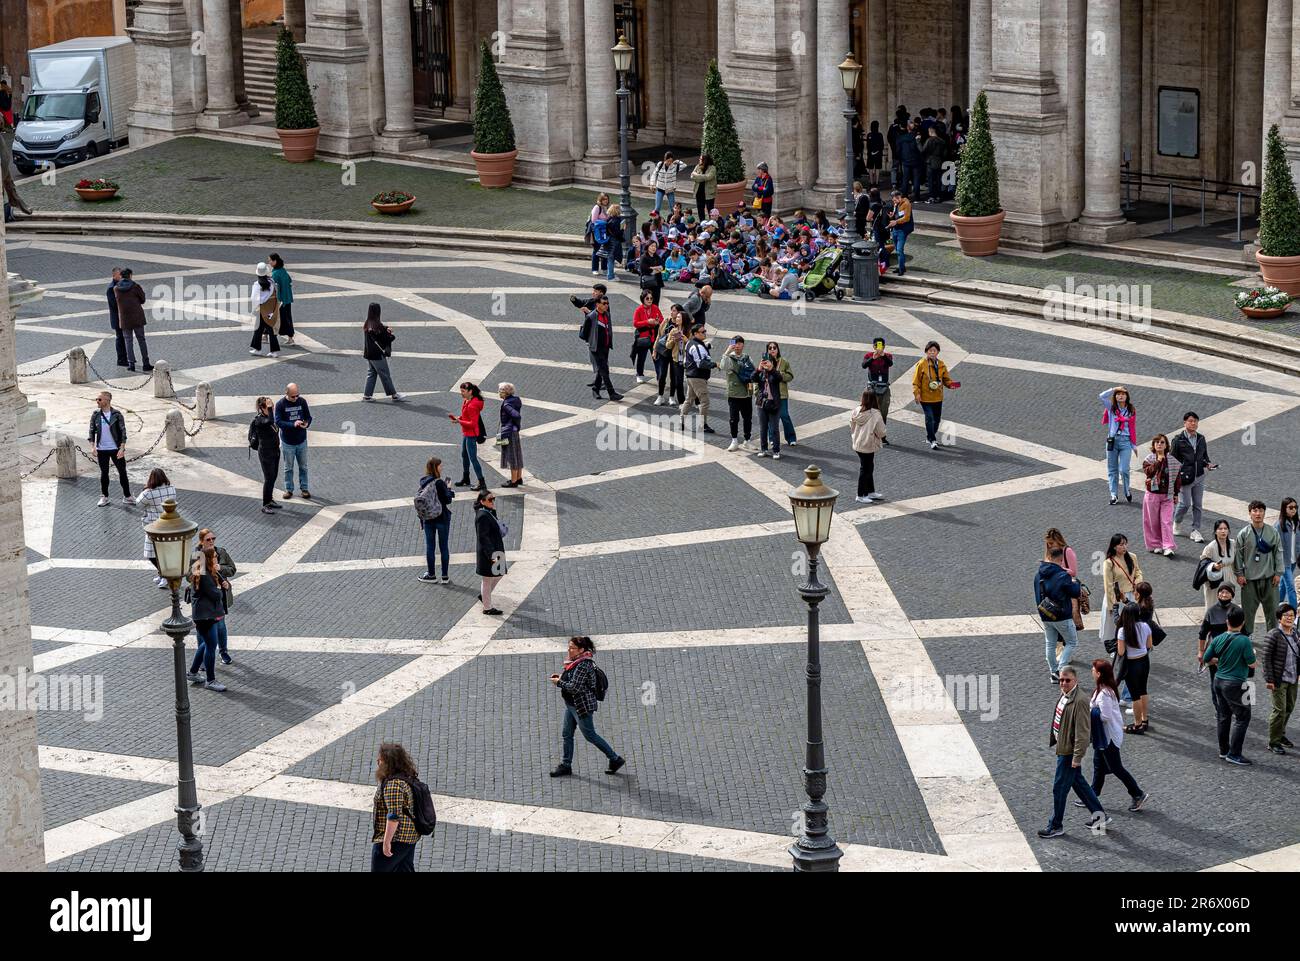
[549,636,625,778]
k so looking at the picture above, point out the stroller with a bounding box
[799,248,844,301]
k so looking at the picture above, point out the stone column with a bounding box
[1264,0,1292,150]
[229,0,258,118]
[447,0,474,120]
[285,0,308,39]
[1120,0,1142,178]
[185,0,207,113]
[728,0,801,208]
[196,0,242,128]
[374,0,430,150]
[1078,0,1124,229]
[866,0,887,127]
[969,0,991,99]
[642,0,666,143]
[1235,0,1266,183]
[496,0,578,183]
[1283,0,1300,180]
[578,0,618,174]
[359,0,386,135]
[300,0,376,155]
[812,0,849,204]
[717,0,735,77]
[126,0,202,144]
[795,0,817,195]
[0,220,46,873]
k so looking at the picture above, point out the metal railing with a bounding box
[1120,165,1260,241]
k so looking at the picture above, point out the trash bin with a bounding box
[851,240,880,300]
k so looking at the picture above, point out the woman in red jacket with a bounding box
[630,290,662,385]
[447,381,486,491]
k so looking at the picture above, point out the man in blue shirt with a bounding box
[274,382,313,499]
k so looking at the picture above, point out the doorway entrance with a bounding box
[411,0,453,109]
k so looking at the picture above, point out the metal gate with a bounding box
[613,0,643,132]
[411,0,452,109]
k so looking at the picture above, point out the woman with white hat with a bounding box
[249,262,280,358]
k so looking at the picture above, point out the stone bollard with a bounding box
[152,361,174,398]
[164,409,186,451]
[195,382,217,421]
[68,347,88,384]
[54,432,78,478]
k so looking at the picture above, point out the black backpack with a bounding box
[395,774,437,837]
[593,664,609,702]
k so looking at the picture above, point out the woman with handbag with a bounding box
[849,390,887,502]
[1115,602,1152,734]
[588,193,610,274]
[248,396,282,515]
[1198,519,1236,611]
[136,468,178,589]
[475,490,508,616]
[190,528,236,666]
[1045,528,1087,631]
[1100,386,1137,505]
[1080,659,1149,811]
[497,383,524,488]
[631,289,662,385]
[248,262,280,357]
[652,305,686,408]
[690,154,717,221]
[638,240,665,307]
[1141,432,1181,555]
[1100,533,1144,651]
[603,204,625,282]
[362,302,405,402]
[448,381,487,492]
[185,546,229,692]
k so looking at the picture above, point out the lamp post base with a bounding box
[789,838,846,872]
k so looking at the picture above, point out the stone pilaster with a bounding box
[229,0,258,119]
[717,0,735,79]
[195,0,242,128]
[184,0,207,113]
[447,0,475,121]
[285,0,308,40]
[866,0,887,128]
[126,0,201,145]
[641,0,667,143]
[968,0,992,99]
[358,0,386,136]
[496,0,576,183]
[1076,0,1126,236]
[374,0,429,150]
[577,0,618,176]
[1282,0,1300,180]
[727,0,801,210]
[1264,0,1293,158]
[300,0,375,156]
[1234,0,1266,184]
[812,0,850,206]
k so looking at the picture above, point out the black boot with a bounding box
[454,476,471,487]
[473,478,487,492]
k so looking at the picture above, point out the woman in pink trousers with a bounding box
[1141,433,1182,557]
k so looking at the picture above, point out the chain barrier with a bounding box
[86,357,154,391]
[124,425,171,463]
[183,414,207,438]
[17,355,69,378]
[18,446,57,480]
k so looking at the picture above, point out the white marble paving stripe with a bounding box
[21,477,57,558]
[1203,843,1300,872]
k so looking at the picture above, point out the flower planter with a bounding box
[950,209,1005,256]
[714,180,746,214]
[276,126,320,163]
[1239,305,1289,319]
[471,149,517,188]
[75,187,118,201]
[372,196,416,215]
[1255,251,1300,297]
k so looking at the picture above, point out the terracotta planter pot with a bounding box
[276,126,320,163]
[714,180,747,214]
[371,196,416,215]
[1239,305,1289,319]
[74,188,118,201]
[471,149,517,188]
[1255,250,1300,297]
[949,209,1005,256]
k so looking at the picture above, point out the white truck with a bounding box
[13,36,136,176]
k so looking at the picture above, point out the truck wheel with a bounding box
[834,288,845,300]
[86,142,99,159]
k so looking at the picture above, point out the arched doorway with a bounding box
[411,0,453,109]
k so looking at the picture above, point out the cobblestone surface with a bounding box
[304,497,524,562]
[41,769,167,830]
[28,567,172,632]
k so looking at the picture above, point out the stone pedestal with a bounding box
[126,0,202,145]
[195,383,218,420]
[9,273,45,440]
[153,361,175,398]
[300,0,377,156]
[165,409,187,450]
[54,433,77,478]
[497,1,577,184]
[373,0,430,152]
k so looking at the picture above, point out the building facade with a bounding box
[128,0,1288,248]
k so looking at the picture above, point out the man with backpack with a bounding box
[681,282,712,330]
[720,335,756,452]
[1234,500,1283,636]
[1202,605,1257,765]
[1171,411,1217,544]
[549,636,624,777]
[371,741,435,872]
[1035,546,1083,684]
[680,323,716,434]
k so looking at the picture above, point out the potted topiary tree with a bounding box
[950,90,1004,255]
[701,59,745,212]
[1257,123,1300,295]
[274,26,320,163]
[471,40,517,188]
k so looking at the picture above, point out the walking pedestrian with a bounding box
[1198,519,1235,610]
[579,293,623,401]
[449,381,487,490]
[1036,544,1083,683]
[1083,659,1149,811]
[751,162,774,216]
[862,337,894,434]
[184,546,228,692]
[690,154,717,220]
[631,290,662,385]
[1046,528,1086,632]
[247,396,283,514]
[268,253,295,345]
[1171,411,1217,542]
[720,336,755,452]
[106,267,127,367]
[652,305,686,407]
[89,391,131,506]
[549,636,625,777]
[588,193,610,275]
[249,262,281,358]
[191,528,235,665]
[1038,666,1109,838]
[1277,497,1300,609]
[764,341,797,446]
[650,151,687,214]
[1262,602,1300,755]
[113,268,152,372]
[136,468,178,588]
[753,353,784,460]
[1100,534,1144,652]
[850,389,887,502]
[361,302,405,402]
[1202,605,1257,764]
[1140,433,1181,556]
[910,340,958,449]
[497,383,524,488]
[887,189,914,275]
[416,456,454,584]
[1235,500,1283,636]
[274,383,313,500]
[680,323,716,434]
[1115,602,1152,734]
[1100,386,1136,505]
[475,490,508,616]
[370,742,421,872]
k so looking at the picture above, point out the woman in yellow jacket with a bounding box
[911,340,959,449]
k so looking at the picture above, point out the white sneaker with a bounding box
[1190,529,1205,543]
[391,393,406,402]
[867,492,883,501]
[1172,522,1184,537]
[772,452,782,460]
[786,440,797,447]
[269,351,281,358]
[727,438,739,452]
[854,495,871,504]
[636,375,647,384]
[248,348,260,355]
[284,337,294,346]
[755,450,769,458]
[1162,548,1175,557]
[653,395,665,406]
[929,441,938,450]
[121,496,134,506]
[97,495,109,507]
[740,440,755,451]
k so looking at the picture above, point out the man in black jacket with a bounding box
[1171,411,1217,544]
[896,121,924,201]
[89,390,131,506]
[1035,547,1082,684]
[106,267,127,366]
[579,294,622,401]
[680,324,716,434]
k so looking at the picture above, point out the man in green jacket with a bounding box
[720,335,754,453]
[1235,500,1283,636]
[1040,667,1109,838]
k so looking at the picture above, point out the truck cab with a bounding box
[13,87,105,173]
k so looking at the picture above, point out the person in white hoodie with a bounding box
[1083,658,1150,813]
[849,389,887,503]
[249,262,281,357]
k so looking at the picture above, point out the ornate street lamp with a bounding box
[837,53,864,296]
[612,34,638,245]
[144,498,203,873]
[787,466,843,872]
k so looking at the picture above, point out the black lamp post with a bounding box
[144,498,202,872]
[612,34,638,244]
[836,53,864,296]
[787,466,843,872]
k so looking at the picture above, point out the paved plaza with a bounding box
[12,234,1300,872]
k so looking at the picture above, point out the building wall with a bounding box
[2,0,118,97]
[244,0,282,25]
[665,0,713,144]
